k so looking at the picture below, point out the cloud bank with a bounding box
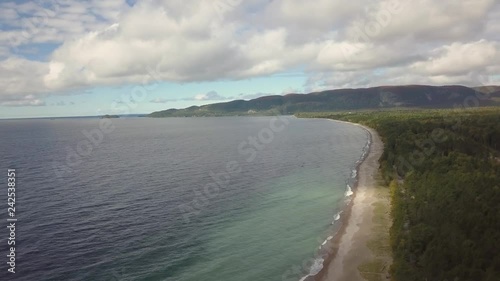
[0,0,499,105]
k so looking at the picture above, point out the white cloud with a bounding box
[314,40,422,72]
[0,57,49,95]
[0,0,499,103]
[411,40,500,76]
[42,1,248,90]
[344,0,496,42]
[194,91,228,101]
[252,0,362,40]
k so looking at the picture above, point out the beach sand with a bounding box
[316,123,388,281]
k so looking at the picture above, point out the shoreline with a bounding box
[309,119,385,281]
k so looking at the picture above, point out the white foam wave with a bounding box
[334,212,342,221]
[298,257,325,280]
[301,254,327,280]
[310,258,324,276]
[345,184,353,197]
[351,169,357,178]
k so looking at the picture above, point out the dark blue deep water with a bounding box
[0,117,368,281]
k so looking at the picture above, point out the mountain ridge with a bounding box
[149,85,500,117]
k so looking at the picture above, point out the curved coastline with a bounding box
[297,118,384,281]
[317,120,384,281]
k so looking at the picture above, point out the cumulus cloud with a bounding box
[0,0,499,103]
[193,91,228,101]
[0,57,49,95]
[411,40,500,76]
[340,0,496,43]
[314,40,423,72]
[42,1,250,91]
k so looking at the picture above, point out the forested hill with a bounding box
[149,85,500,117]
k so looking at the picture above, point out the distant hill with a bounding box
[100,114,120,119]
[149,85,500,117]
[474,86,500,102]
[474,85,500,94]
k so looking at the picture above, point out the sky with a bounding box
[0,0,499,118]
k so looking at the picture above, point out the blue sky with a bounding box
[2,74,307,118]
[0,0,499,118]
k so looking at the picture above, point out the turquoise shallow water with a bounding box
[0,117,368,281]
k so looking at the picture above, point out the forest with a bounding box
[297,107,500,281]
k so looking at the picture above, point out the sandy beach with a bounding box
[316,122,388,281]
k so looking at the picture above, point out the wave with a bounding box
[345,130,371,198]
[344,184,354,197]
[299,257,325,281]
[350,169,357,179]
[334,211,342,221]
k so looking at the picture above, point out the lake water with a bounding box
[0,116,368,281]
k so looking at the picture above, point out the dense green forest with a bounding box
[297,107,500,281]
